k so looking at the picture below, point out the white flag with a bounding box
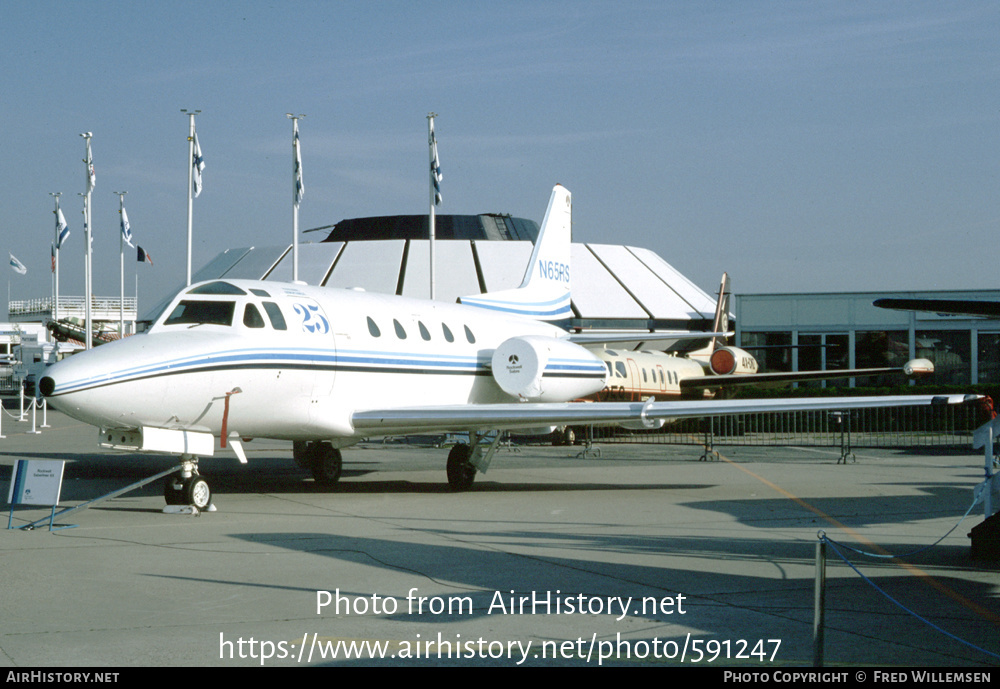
[9,253,27,275]
[293,120,304,208]
[85,139,96,194]
[430,120,442,206]
[120,207,134,247]
[56,208,70,249]
[192,132,205,198]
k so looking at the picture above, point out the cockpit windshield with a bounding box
[163,300,236,327]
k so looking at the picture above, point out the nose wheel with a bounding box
[163,457,212,510]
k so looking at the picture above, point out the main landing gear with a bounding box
[162,456,212,510]
[290,434,495,492]
[445,432,505,491]
[447,444,477,491]
[294,440,343,485]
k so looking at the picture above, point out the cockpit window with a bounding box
[263,302,287,330]
[187,282,246,295]
[164,300,235,326]
[243,304,265,328]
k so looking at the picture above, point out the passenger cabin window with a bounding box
[615,362,627,378]
[250,288,271,297]
[164,300,235,327]
[418,321,431,341]
[243,304,265,328]
[464,325,476,344]
[442,323,454,343]
[393,319,407,339]
[367,317,381,337]
[262,302,287,330]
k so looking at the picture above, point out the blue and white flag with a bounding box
[56,208,70,249]
[9,253,27,275]
[430,120,442,206]
[85,139,96,194]
[293,119,304,208]
[120,207,133,247]
[192,132,205,198]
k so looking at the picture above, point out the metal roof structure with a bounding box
[187,248,715,332]
[150,214,721,334]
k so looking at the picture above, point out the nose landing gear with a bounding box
[162,456,213,511]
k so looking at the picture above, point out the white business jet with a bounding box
[39,185,973,508]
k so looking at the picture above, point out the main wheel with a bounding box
[310,442,343,485]
[447,443,476,491]
[184,476,212,509]
[292,440,311,469]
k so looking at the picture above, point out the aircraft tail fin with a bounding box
[459,184,572,322]
[709,272,730,351]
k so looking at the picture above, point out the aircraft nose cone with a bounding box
[39,376,56,397]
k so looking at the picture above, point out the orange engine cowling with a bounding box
[709,346,759,376]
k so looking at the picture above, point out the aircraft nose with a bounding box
[39,376,56,397]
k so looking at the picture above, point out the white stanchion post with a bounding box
[41,398,49,428]
[19,385,26,420]
[29,399,40,434]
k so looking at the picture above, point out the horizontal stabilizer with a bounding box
[874,298,1000,318]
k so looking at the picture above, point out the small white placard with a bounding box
[7,459,65,506]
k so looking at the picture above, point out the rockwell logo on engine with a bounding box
[506,354,522,374]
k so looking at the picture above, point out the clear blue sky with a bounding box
[3,1,998,315]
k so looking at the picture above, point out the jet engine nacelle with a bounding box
[491,336,606,402]
[709,346,759,376]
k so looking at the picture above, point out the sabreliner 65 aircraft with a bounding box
[40,185,974,508]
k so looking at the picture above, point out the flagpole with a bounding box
[182,109,201,286]
[114,191,127,336]
[80,132,94,351]
[287,113,305,283]
[49,193,61,322]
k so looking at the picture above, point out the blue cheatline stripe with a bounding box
[50,348,605,396]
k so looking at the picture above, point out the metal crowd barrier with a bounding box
[588,402,984,450]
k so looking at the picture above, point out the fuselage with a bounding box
[41,279,608,443]
[594,348,708,401]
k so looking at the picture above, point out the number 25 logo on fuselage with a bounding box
[293,302,330,334]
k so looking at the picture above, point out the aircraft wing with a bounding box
[873,298,1000,318]
[351,394,978,435]
[566,331,731,345]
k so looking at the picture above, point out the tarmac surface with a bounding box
[1,405,998,667]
